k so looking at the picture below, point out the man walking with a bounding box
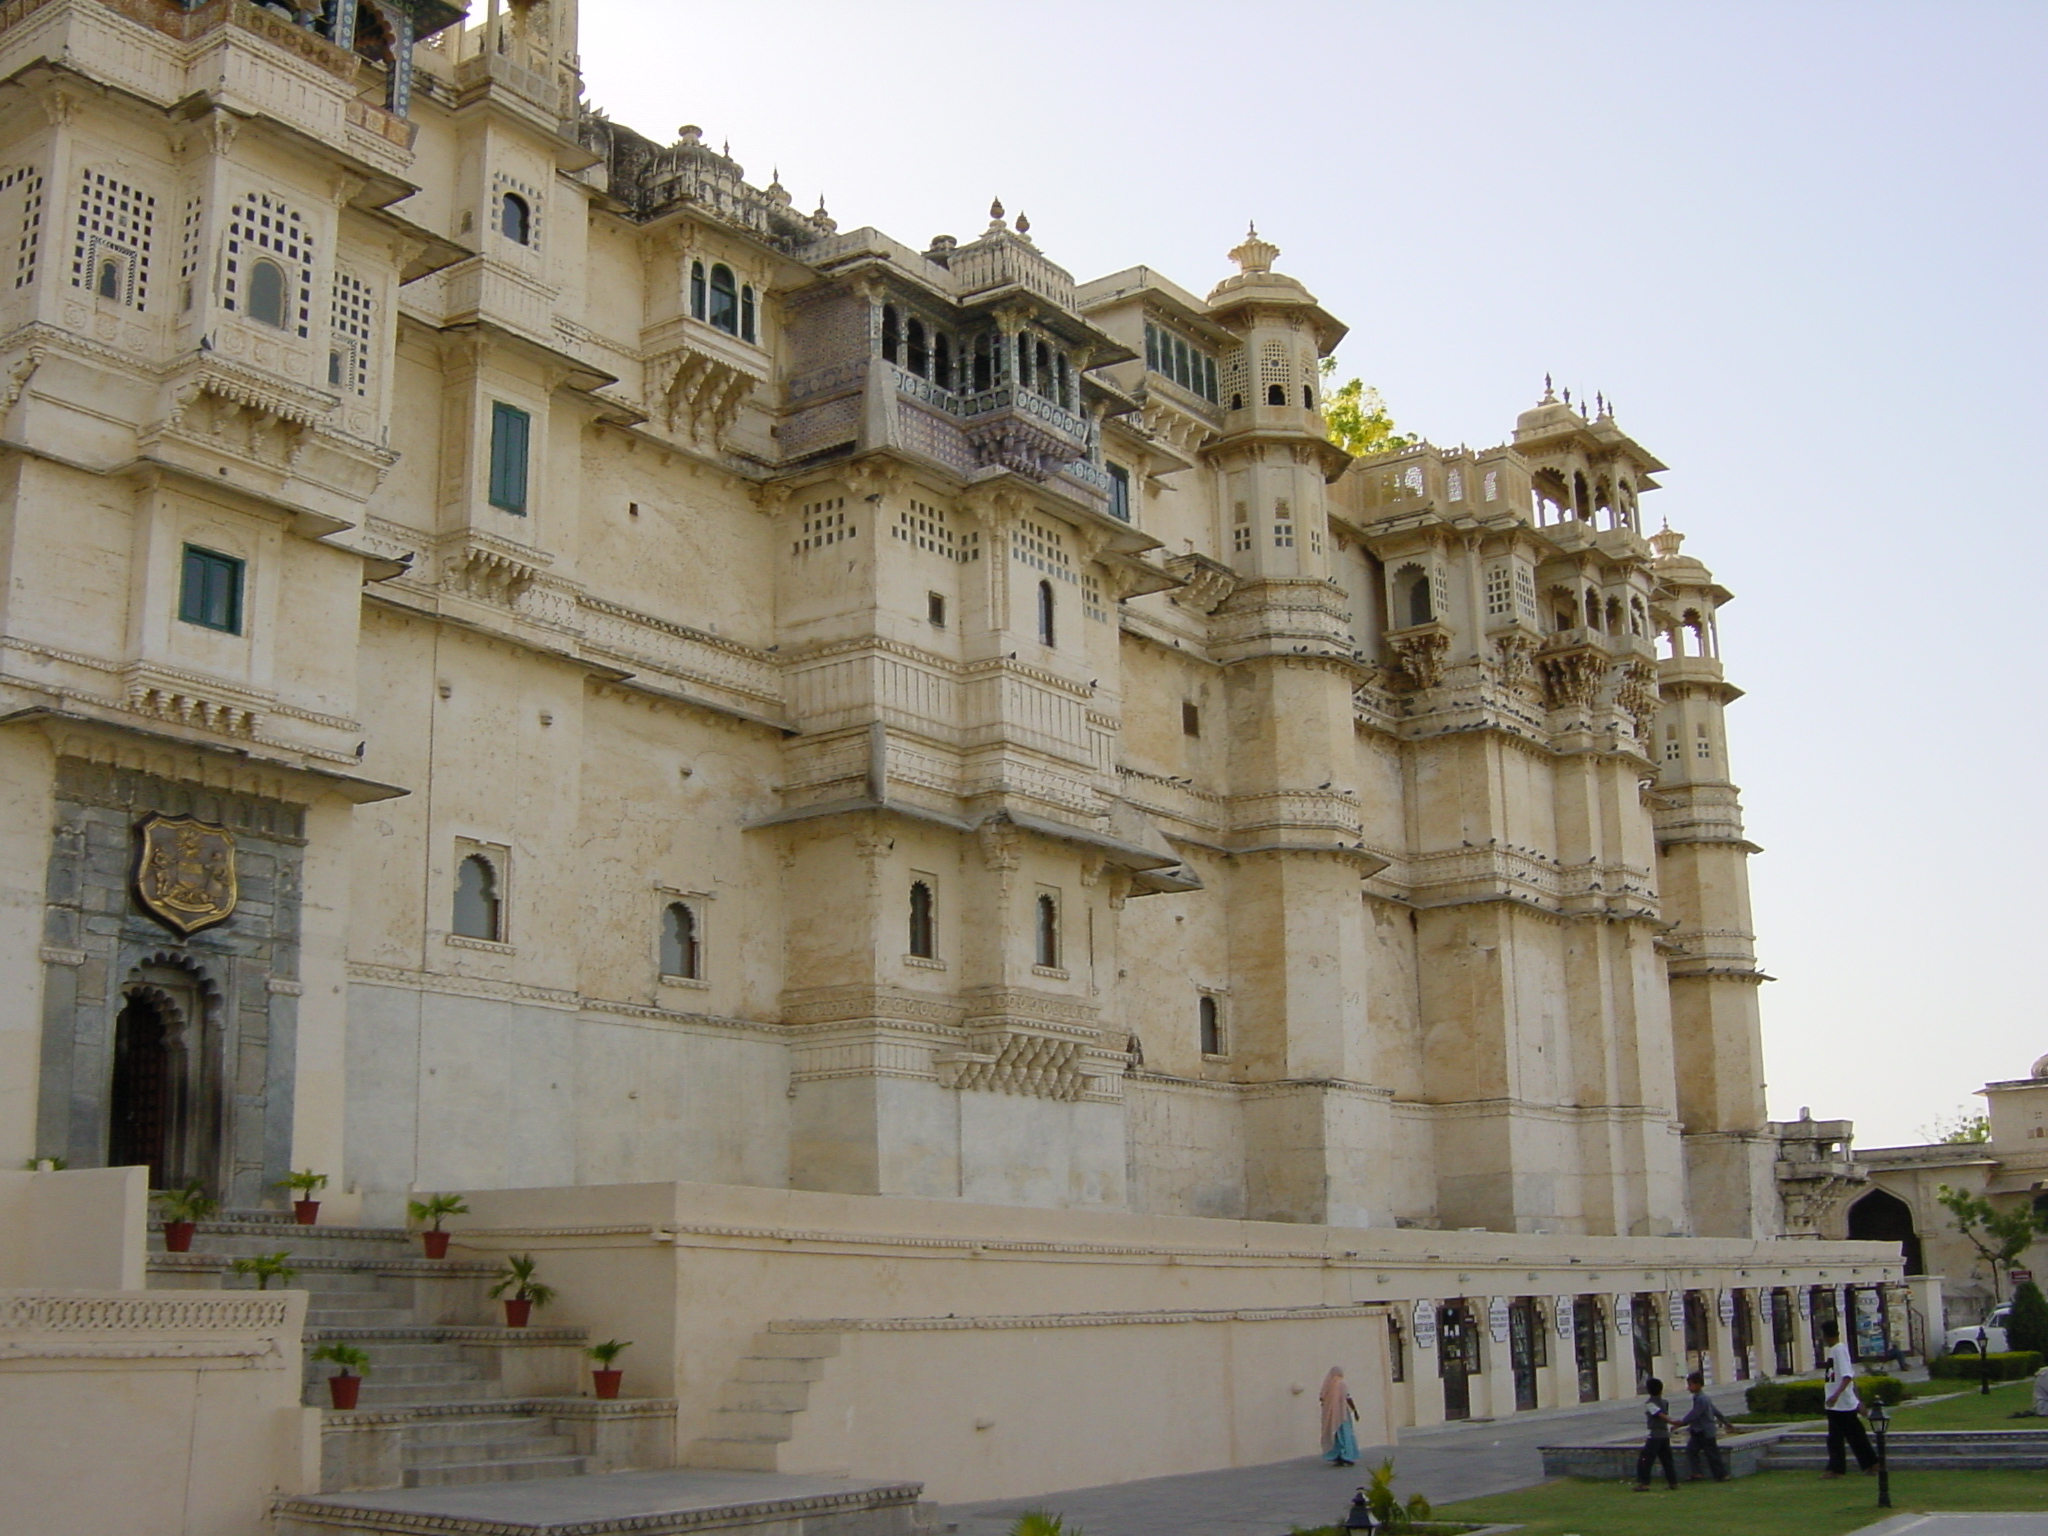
[1820,1320,1878,1477]
[1632,1376,1680,1491]
[1678,1370,1732,1481]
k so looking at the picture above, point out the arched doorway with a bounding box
[1848,1188,1924,1275]
[105,960,220,1193]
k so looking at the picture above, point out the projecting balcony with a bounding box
[956,381,1090,481]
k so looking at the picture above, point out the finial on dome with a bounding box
[1561,386,1571,405]
[989,197,1006,225]
[1596,391,1606,417]
[1015,212,1030,235]
[1541,373,1555,403]
[678,125,702,143]
[1230,223,1279,274]
[1650,521,1684,559]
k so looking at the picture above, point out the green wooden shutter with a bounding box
[489,402,530,514]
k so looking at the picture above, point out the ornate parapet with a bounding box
[0,1288,302,1364]
[1772,1115,1867,1237]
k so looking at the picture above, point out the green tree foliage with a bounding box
[1319,358,1417,459]
[1009,1513,1078,1536]
[1923,1107,1992,1144]
[2007,1280,2048,1357]
[1938,1184,2045,1299]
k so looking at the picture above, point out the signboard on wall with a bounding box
[1718,1290,1736,1328]
[1489,1296,1510,1344]
[1556,1297,1575,1339]
[1615,1295,1633,1336]
[1668,1290,1686,1330]
[1411,1299,1438,1351]
[1759,1290,1775,1328]
[1799,1288,1813,1319]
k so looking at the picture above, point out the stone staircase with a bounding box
[684,1325,841,1472]
[148,1214,673,1493]
[1763,1427,2048,1471]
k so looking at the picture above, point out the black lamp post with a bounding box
[1869,1398,1891,1508]
[1980,1325,1993,1395]
[1342,1487,1377,1535]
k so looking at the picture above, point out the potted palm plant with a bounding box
[278,1168,327,1225]
[310,1343,370,1410]
[155,1182,216,1253]
[230,1250,295,1290]
[406,1193,469,1259]
[586,1338,631,1399]
[488,1253,555,1327]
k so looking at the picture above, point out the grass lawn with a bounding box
[1433,1469,2048,1536]
[1885,1378,2041,1430]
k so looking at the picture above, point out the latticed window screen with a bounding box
[1014,518,1076,583]
[329,270,374,396]
[223,192,312,337]
[0,167,43,291]
[1486,565,1512,618]
[1514,567,1537,621]
[176,195,202,310]
[71,169,154,309]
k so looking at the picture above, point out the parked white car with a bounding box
[1943,1306,2011,1355]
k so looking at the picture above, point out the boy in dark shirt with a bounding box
[1632,1376,1679,1491]
[1679,1369,1734,1482]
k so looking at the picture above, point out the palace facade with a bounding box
[0,0,1904,1522]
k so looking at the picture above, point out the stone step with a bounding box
[347,1379,502,1406]
[331,1360,487,1387]
[308,1307,424,1329]
[698,1409,796,1441]
[402,1414,567,1447]
[746,1331,840,1360]
[684,1437,783,1472]
[717,1379,809,1413]
[404,1432,578,1467]
[732,1355,827,1384]
[403,1453,588,1487]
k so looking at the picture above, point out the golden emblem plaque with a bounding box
[133,813,239,936]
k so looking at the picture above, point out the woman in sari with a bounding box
[1319,1366,1359,1466]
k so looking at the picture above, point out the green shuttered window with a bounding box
[178,545,243,633]
[488,401,531,515]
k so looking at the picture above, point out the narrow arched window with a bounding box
[97,257,120,300]
[881,304,900,364]
[1402,570,1433,627]
[500,193,531,246]
[660,901,700,979]
[972,335,992,392]
[740,285,756,343]
[934,334,952,389]
[1303,384,1314,409]
[1016,333,1032,388]
[453,854,501,941]
[690,260,707,320]
[1037,579,1055,646]
[1198,995,1221,1056]
[1034,340,1051,393]
[1230,393,1244,410]
[1266,383,1285,406]
[908,881,935,959]
[1584,589,1601,629]
[708,263,738,334]
[247,258,287,329]
[1035,893,1060,968]
[1055,353,1070,408]
[907,317,928,378]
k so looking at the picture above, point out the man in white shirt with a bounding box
[1820,1320,1878,1477]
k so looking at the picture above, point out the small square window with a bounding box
[488,401,531,515]
[1181,701,1201,737]
[178,545,243,633]
[928,592,947,628]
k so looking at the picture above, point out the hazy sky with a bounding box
[577,1,2046,1149]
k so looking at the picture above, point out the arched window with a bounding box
[1584,589,1602,629]
[1016,333,1032,389]
[246,258,287,329]
[972,335,992,392]
[1605,597,1623,631]
[1055,353,1069,408]
[660,902,701,979]
[1630,598,1647,636]
[934,334,953,390]
[1037,579,1055,646]
[740,284,756,343]
[1303,384,1314,409]
[499,192,531,246]
[906,317,928,378]
[881,304,900,364]
[690,260,706,320]
[908,881,935,959]
[96,257,120,300]
[708,264,739,334]
[1198,995,1221,1056]
[1397,568,1432,627]
[1266,383,1286,406]
[453,854,501,941]
[1035,893,1060,968]
[1230,393,1244,410]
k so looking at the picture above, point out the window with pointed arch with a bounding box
[908,880,936,959]
[708,263,738,334]
[1034,891,1060,970]
[660,901,702,980]
[499,192,531,246]
[453,853,502,942]
[1198,994,1224,1056]
[1036,580,1056,647]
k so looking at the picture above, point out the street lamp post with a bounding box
[1342,1487,1377,1535]
[1869,1399,1891,1509]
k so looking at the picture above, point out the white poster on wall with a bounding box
[1799,1287,1813,1319]
[1489,1296,1511,1344]
[1669,1290,1686,1330]
[1556,1297,1576,1339]
[1412,1298,1438,1351]
[1718,1290,1736,1328]
[1615,1294,1634,1336]
[1759,1290,1775,1329]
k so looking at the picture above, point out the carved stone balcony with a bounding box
[1535,627,1613,710]
[1385,620,1453,690]
[958,383,1089,480]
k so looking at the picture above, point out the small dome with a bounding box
[2030,1051,2048,1079]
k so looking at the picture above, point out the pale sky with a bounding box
[577,1,2046,1149]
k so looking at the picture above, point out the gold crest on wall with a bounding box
[133,814,238,936]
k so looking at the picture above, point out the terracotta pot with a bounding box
[163,1221,195,1253]
[592,1369,623,1400]
[293,1200,320,1225]
[327,1373,361,1410]
[503,1298,532,1328]
[422,1230,451,1259]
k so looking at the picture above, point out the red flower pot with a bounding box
[293,1200,320,1225]
[422,1230,451,1259]
[163,1221,195,1253]
[592,1369,623,1400]
[327,1373,361,1410]
[503,1298,532,1328]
